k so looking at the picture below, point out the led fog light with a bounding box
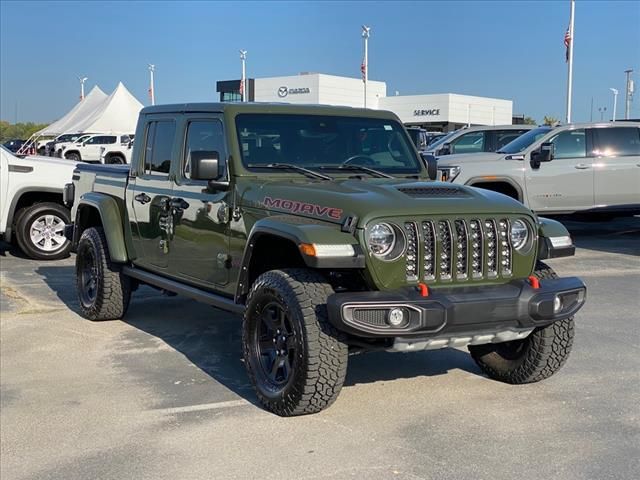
[388,308,406,327]
[553,295,563,314]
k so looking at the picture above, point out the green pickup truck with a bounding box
[65,103,586,416]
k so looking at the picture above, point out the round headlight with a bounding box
[510,219,529,250]
[367,223,395,257]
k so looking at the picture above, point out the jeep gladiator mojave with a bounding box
[66,103,586,416]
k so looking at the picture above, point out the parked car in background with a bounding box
[426,131,446,145]
[427,125,536,156]
[99,135,134,164]
[406,127,429,151]
[437,122,640,216]
[0,145,77,259]
[2,139,25,153]
[54,133,95,157]
[48,132,92,157]
[64,134,132,162]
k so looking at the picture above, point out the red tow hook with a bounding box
[528,275,540,289]
[417,283,429,297]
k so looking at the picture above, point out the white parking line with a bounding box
[149,399,251,415]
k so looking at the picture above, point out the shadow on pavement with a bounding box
[34,265,482,405]
[550,216,640,256]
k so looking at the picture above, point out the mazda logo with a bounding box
[277,86,288,98]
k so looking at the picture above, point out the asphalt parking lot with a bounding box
[1,217,639,480]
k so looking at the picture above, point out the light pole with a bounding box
[609,88,618,121]
[361,25,370,108]
[148,64,155,106]
[78,76,87,100]
[240,50,247,102]
[624,69,634,119]
[598,106,607,121]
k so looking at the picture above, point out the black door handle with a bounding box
[135,193,151,204]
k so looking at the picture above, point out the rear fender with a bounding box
[74,192,128,262]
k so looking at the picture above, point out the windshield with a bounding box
[236,114,422,175]
[497,127,552,154]
[426,130,458,150]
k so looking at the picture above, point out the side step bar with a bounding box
[122,266,245,315]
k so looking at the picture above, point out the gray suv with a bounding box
[437,122,640,216]
[426,125,535,156]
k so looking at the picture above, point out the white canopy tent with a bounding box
[64,82,143,134]
[20,83,144,154]
[36,86,108,136]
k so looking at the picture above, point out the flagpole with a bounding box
[565,0,575,123]
[148,64,155,106]
[362,25,370,108]
[240,50,247,102]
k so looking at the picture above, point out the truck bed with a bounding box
[73,163,130,208]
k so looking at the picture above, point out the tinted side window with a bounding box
[592,127,640,156]
[144,121,176,174]
[451,131,485,154]
[120,135,130,145]
[550,129,586,159]
[85,136,100,144]
[105,136,117,145]
[496,130,528,150]
[184,120,226,179]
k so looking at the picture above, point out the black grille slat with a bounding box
[498,219,512,276]
[404,222,419,281]
[398,186,469,198]
[454,220,468,279]
[422,221,436,281]
[437,221,453,280]
[485,219,499,277]
[469,220,483,278]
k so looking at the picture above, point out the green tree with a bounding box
[523,116,537,125]
[0,121,49,143]
[543,116,559,126]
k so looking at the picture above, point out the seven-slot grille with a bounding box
[407,218,516,282]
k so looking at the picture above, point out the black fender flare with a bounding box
[465,176,524,202]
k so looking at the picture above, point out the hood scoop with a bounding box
[397,185,470,199]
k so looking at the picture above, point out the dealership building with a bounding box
[216,72,513,131]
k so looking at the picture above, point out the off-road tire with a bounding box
[242,268,348,416]
[14,202,72,260]
[468,261,574,384]
[107,154,125,165]
[76,227,131,321]
[66,151,81,162]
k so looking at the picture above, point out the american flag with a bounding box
[361,60,366,82]
[239,78,244,96]
[564,26,572,62]
[148,85,153,99]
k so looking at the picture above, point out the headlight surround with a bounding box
[510,219,529,250]
[366,222,406,260]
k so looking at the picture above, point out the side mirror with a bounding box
[530,142,554,169]
[438,143,451,156]
[191,151,221,181]
[421,154,438,181]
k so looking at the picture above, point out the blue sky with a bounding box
[1,0,638,124]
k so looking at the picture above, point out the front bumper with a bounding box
[327,277,586,339]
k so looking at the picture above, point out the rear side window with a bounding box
[183,120,226,179]
[105,136,117,144]
[550,129,586,159]
[144,121,176,174]
[451,131,485,154]
[496,130,529,150]
[592,127,640,156]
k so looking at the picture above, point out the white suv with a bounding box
[436,122,640,216]
[64,134,132,162]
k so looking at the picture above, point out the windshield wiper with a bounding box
[318,165,394,178]
[247,163,333,181]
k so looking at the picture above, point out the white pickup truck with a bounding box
[63,134,132,163]
[1,146,77,259]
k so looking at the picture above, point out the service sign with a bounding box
[413,108,440,117]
